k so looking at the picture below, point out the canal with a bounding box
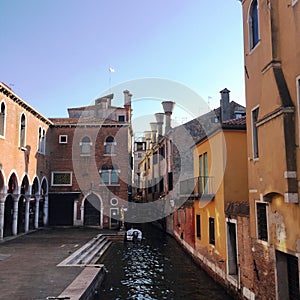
[98,223,233,299]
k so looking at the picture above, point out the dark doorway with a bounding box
[49,194,74,226]
[4,196,13,237]
[18,196,26,233]
[84,194,101,226]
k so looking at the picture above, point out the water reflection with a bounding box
[99,224,233,300]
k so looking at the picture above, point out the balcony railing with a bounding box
[179,176,214,200]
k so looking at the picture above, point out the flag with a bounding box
[109,67,115,73]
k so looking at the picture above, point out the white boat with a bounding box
[125,228,142,242]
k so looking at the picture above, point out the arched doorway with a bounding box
[30,177,40,230]
[84,193,101,226]
[40,178,48,227]
[4,173,18,237]
[18,175,30,234]
[4,195,13,237]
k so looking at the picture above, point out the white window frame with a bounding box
[248,0,260,53]
[59,135,68,144]
[51,171,72,186]
[226,218,240,288]
[99,168,120,186]
[0,100,6,139]
[19,113,27,150]
[80,136,92,156]
[38,127,46,154]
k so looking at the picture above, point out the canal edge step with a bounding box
[57,233,123,267]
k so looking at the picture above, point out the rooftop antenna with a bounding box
[108,67,115,93]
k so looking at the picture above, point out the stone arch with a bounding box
[30,177,40,230]
[82,193,102,226]
[0,169,6,194]
[40,177,49,227]
[7,172,18,194]
[18,174,30,234]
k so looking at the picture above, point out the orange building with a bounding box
[241,0,300,298]
[177,115,250,297]
[0,82,51,239]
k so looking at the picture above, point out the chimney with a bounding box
[123,90,132,122]
[162,101,175,134]
[144,131,152,150]
[150,122,158,144]
[155,113,164,138]
[220,88,231,122]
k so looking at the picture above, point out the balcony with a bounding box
[179,176,215,201]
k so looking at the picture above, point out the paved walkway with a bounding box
[0,227,114,300]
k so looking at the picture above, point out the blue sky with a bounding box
[0,0,245,129]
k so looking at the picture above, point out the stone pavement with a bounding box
[0,227,114,300]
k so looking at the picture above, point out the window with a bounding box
[137,153,142,159]
[19,113,26,148]
[252,107,259,158]
[147,157,150,169]
[105,136,115,154]
[159,178,164,193]
[199,152,209,194]
[80,136,92,155]
[227,221,238,276]
[0,102,6,137]
[249,0,259,50]
[118,115,125,122]
[59,135,68,144]
[51,172,72,186]
[100,165,119,185]
[196,214,201,239]
[209,217,215,245]
[256,202,268,242]
[38,127,46,154]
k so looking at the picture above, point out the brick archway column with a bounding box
[43,195,48,226]
[24,196,30,232]
[0,196,5,239]
[34,196,40,229]
[12,196,18,235]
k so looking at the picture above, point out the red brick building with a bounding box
[0,83,133,239]
[48,91,133,228]
[0,82,51,239]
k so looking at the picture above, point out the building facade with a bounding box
[48,91,133,229]
[0,82,51,239]
[241,0,300,299]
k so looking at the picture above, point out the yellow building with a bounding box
[241,0,300,299]
[191,117,249,296]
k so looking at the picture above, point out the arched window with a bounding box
[105,136,115,154]
[38,127,46,154]
[80,136,92,154]
[111,165,119,184]
[100,165,119,185]
[100,165,109,184]
[20,113,26,148]
[249,0,259,50]
[0,102,6,137]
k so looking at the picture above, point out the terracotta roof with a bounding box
[222,115,246,127]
